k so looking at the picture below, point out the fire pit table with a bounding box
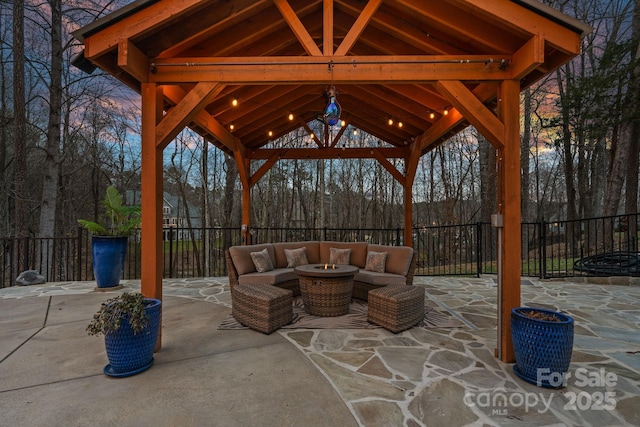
[294,264,359,317]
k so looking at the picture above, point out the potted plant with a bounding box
[78,185,140,289]
[511,307,574,388]
[87,292,161,377]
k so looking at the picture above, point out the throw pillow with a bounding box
[285,247,309,267]
[329,247,351,265]
[250,248,274,273]
[365,251,387,273]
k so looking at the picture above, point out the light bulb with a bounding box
[288,113,294,121]
[231,99,238,107]
[429,112,435,120]
[398,121,403,128]
[229,124,235,131]
[341,120,346,127]
[443,109,449,116]
[268,130,273,137]
[388,118,394,126]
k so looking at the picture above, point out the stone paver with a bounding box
[1,276,640,426]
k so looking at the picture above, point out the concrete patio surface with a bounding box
[1,276,639,426]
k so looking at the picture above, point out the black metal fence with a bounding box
[2,213,639,287]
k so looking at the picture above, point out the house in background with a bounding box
[127,190,202,241]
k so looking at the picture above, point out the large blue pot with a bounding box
[103,298,161,377]
[511,307,574,388]
[92,236,128,288]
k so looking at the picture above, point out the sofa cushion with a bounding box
[272,241,320,267]
[355,270,407,286]
[285,247,309,267]
[238,268,298,286]
[320,241,368,268]
[365,251,387,273]
[250,248,274,273]
[367,244,413,276]
[229,244,275,275]
[329,248,351,265]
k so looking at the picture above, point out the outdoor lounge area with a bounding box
[1,276,639,426]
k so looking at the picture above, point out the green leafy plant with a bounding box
[87,292,150,336]
[78,185,141,236]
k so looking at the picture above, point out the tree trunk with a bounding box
[556,69,578,222]
[13,0,27,241]
[38,0,63,276]
[521,88,531,222]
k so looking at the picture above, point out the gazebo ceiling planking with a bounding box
[73,0,589,158]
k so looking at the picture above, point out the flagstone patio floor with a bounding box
[1,275,639,426]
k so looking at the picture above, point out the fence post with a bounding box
[539,218,546,279]
[77,227,83,281]
[476,222,482,277]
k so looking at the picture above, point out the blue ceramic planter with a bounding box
[511,307,574,388]
[103,298,161,377]
[92,236,128,288]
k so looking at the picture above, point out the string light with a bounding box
[288,113,294,121]
[353,129,358,136]
[229,124,235,131]
[341,120,346,127]
[388,118,394,126]
[443,109,449,116]
[398,121,403,128]
[268,130,273,137]
[231,98,238,107]
[429,112,435,120]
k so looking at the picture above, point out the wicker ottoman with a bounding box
[232,284,293,334]
[367,285,425,333]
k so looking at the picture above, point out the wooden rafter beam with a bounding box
[324,0,333,55]
[117,40,149,83]
[300,120,324,148]
[435,80,505,148]
[273,0,323,56]
[510,35,545,80]
[149,55,511,84]
[83,0,209,59]
[330,123,347,148]
[156,0,272,58]
[337,0,462,55]
[372,149,406,186]
[161,85,238,152]
[447,0,584,55]
[250,151,281,186]
[156,82,225,149]
[335,0,383,56]
[251,147,408,160]
[416,81,497,152]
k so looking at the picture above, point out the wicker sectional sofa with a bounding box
[225,241,416,301]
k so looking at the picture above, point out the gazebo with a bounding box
[72,0,589,362]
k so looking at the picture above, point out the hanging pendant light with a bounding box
[323,86,341,127]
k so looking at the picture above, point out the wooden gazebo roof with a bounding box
[73,0,588,362]
[74,0,588,157]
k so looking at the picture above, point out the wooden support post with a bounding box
[140,83,164,349]
[241,184,251,245]
[497,79,522,362]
